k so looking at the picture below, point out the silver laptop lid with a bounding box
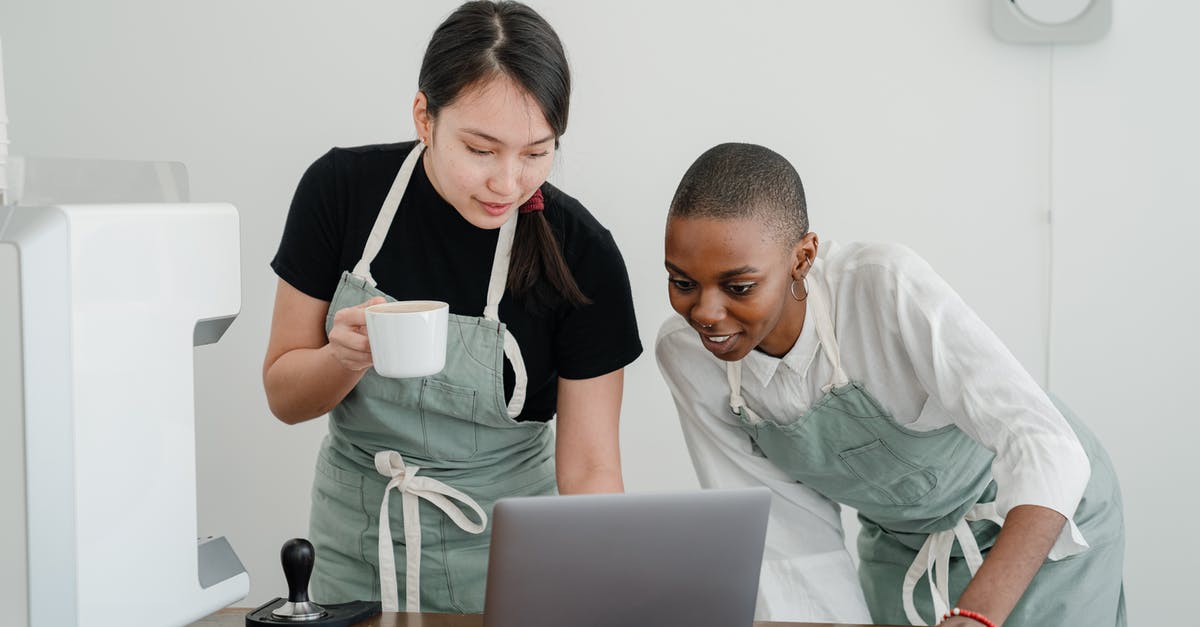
[483,488,771,627]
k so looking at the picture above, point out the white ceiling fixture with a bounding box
[993,0,1112,44]
[1014,0,1094,25]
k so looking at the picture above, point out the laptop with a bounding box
[482,488,771,627]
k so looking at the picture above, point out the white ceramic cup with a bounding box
[364,300,449,378]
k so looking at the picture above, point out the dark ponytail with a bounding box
[419,1,590,310]
[509,199,591,309]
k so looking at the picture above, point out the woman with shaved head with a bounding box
[657,143,1125,627]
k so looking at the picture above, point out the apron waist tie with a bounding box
[373,450,487,612]
[901,502,1005,626]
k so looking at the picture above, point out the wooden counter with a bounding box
[193,607,899,627]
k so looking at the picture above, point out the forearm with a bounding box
[947,504,1066,626]
[264,344,367,424]
[556,460,623,494]
[554,369,626,495]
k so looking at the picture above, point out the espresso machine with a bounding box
[0,149,251,625]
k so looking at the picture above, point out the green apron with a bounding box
[308,143,557,613]
[727,274,1125,626]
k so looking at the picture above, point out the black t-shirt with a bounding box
[271,141,643,422]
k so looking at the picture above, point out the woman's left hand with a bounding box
[948,504,1065,627]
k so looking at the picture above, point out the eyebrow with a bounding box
[462,129,556,147]
[664,261,691,278]
[718,266,759,280]
[665,262,759,280]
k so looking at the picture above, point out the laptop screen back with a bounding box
[482,488,771,627]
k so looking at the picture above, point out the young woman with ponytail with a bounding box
[262,1,641,613]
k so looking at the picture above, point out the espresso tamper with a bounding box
[269,538,327,621]
[245,538,380,627]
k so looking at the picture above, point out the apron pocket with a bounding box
[314,451,367,489]
[839,439,937,506]
[310,454,376,604]
[419,379,479,461]
[443,529,490,614]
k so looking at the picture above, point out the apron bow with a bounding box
[901,503,1005,625]
[373,450,487,612]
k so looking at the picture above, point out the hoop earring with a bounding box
[789,277,809,302]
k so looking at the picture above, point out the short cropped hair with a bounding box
[668,143,808,245]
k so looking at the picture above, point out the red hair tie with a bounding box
[519,188,545,214]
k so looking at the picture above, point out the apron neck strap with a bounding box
[487,211,526,417]
[806,270,850,392]
[483,211,518,322]
[352,142,427,288]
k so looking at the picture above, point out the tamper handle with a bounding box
[281,538,315,603]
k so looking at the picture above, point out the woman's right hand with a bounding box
[264,281,387,424]
[326,296,387,372]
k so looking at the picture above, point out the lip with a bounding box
[698,331,740,355]
[478,199,514,216]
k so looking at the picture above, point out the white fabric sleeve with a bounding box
[654,318,872,623]
[859,245,1091,558]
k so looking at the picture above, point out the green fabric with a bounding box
[741,382,996,536]
[738,387,1125,626]
[309,272,556,613]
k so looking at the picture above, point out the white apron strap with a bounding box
[901,503,1007,625]
[373,450,486,613]
[351,142,426,287]
[806,272,851,393]
[725,361,764,425]
[483,211,528,418]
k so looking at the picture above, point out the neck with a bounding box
[756,296,808,358]
[421,148,447,202]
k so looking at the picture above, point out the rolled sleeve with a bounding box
[880,247,1092,555]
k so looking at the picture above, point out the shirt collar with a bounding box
[740,306,821,388]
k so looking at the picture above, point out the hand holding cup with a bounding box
[326,297,387,372]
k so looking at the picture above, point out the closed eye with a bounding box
[669,278,696,292]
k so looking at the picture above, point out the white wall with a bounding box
[1050,1,1200,619]
[0,0,1193,623]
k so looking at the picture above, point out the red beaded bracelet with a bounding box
[941,607,997,627]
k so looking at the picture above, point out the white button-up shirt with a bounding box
[655,241,1090,623]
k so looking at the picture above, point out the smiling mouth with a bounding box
[699,332,739,351]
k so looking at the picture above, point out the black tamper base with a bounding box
[245,598,381,627]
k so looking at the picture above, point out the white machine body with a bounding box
[0,201,249,626]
